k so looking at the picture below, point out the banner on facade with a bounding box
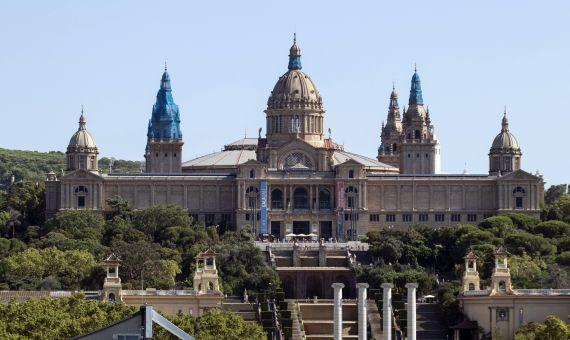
[260,180,267,235]
[337,181,345,208]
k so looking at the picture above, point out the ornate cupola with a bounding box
[490,246,513,295]
[462,251,481,292]
[489,109,522,176]
[378,84,403,168]
[144,66,184,173]
[66,108,99,173]
[399,67,440,174]
[265,34,325,148]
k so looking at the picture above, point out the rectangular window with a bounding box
[345,213,359,221]
[116,335,140,340]
[386,214,396,222]
[516,197,523,209]
[419,214,428,222]
[467,214,477,222]
[347,196,355,208]
[79,156,86,169]
[77,196,85,208]
[402,214,412,222]
[435,214,445,222]
[451,214,461,222]
[370,214,380,222]
[190,213,199,222]
[68,156,73,169]
[221,214,232,223]
[245,213,250,221]
[205,214,215,225]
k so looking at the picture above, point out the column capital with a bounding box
[356,282,369,289]
[332,283,345,289]
[405,283,419,289]
[381,283,394,289]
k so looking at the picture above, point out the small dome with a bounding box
[267,69,323,110]
[67,113,98,153]
[490,112,521,153]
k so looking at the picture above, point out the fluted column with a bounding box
[332,283,345,340]
[381,283,394,340]
[356,283,369,340]
[405,283,418,340]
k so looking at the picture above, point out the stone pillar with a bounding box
[405,283,418,340]
[318,240,327,267]
[356,283,369,340]
[332,283,345,340]
[381,283,394,340]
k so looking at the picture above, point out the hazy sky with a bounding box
[1,1,568,185]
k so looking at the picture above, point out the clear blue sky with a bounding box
[1,1,568,186]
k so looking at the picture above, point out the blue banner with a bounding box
[260,180,267,235]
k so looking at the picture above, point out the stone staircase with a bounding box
[288,301,306,340]
[298,301,358,340]
[416,303,447,340]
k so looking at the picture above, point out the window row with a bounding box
[368,213,480,223]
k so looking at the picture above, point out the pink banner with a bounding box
[336,181,345,208]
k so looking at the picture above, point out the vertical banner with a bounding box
[337,181,345,208]
[336,181,345,241]
[260,180,267,235]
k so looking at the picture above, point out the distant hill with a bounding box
[0,148,142,185]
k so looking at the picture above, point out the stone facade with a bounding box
[45,36,544,239]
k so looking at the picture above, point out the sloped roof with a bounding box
[333,150,396,170]
[182,149,257,168]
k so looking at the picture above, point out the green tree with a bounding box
[105,195,133,220]
[545,184,568,205]
[0,247,96,290]
[45,209,105,241]
[133,204,192,237]
[0,294,135,339]
[501,212,541,232]
[508,253,547,288]
[5,181,45,226]
[534,220,570,238]
[154,308,266,340]
[515,315,570,340]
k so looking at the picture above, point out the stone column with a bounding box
[381,283,393,340]
[356,283,369,340]
[332,283,345,340]
[405,283,418,340]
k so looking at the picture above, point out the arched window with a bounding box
[198,283,202,292]
[319,189,331,210]
[283,152,313,169]
[499,281,506,292]
[271,189,283,209]
[415,130,421,139]
[208,282,214,291]
[468,283,475,291]
[348,170,354,179]
[293,187,309,210]
[249,169,255,178]
[246,186,259,209]
[108,293,116,302]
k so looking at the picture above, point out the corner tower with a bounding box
[66,108,99,173]
[489,109,521,176]
[144,66,183,173]
[265,34,325,148]
[378,84,403,167]
[399,68,440,174]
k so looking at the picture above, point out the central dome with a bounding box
[490,113,521,152]
[67,113,98,153]
[267,34,323,111]
[268,70,323,110]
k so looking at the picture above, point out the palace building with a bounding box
[45,35,544,240]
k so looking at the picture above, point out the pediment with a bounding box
[277,138,318,155]
[498,169,540,181]
[336,158,365,168]
[62,169,103,181]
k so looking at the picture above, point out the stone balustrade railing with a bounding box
[514,289,570,296]
[463,289,490,296]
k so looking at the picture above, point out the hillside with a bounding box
[0,148,142,185]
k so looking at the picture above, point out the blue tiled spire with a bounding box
[147,67,182,141]
[409,66,424,105]
[288,33,302,70]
